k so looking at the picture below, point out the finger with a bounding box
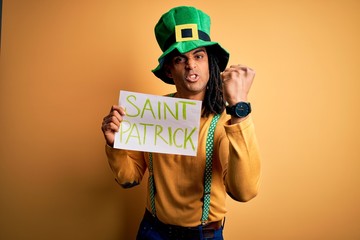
[223,65,245,75]
[108,122,120,132]
[109,105,126,116]
[229,64,254,72]
[103,113,123,131]
[109,105,118,112]
[102,110,123,133]
[230,64,243,69]
[222,64,255,82]
[106,106,125,122]
[238,65,255,74]
[102,120,120,133]
[221,67,241,81]
[104,114,121,126]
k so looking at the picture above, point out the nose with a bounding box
[186,58,197,69]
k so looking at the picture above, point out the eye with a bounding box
[195,53,205,60]
[173,56,186,64]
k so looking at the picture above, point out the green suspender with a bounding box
[201,113,220,224]
[148,114,221,223]
[148,153,156,216]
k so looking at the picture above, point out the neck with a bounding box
[174,91,206,101]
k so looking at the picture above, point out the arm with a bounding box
[102,105,147,188]
[106,146,147,188]
[220,64,261,201]
[222,117,261,202]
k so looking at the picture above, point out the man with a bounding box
[101,6,261,240]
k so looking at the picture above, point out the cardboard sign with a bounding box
[114,91,202,156]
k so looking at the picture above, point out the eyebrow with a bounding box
[193,48,206,55]
[177,48,206,58]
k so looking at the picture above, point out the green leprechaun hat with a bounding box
[152,6,230,84]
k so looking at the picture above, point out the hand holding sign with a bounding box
[101,105,126,147]
[112,91,202,156]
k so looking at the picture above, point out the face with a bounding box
[165,47,210,100]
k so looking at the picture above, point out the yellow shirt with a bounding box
[106,111,261,227]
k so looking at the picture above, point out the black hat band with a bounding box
[163,29,211,52]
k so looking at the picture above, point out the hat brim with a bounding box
[152,40,229,84]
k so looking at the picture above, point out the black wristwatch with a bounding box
[226,102,252,118]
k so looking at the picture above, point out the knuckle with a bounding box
[112,116,117,123]
[110,122,119,131]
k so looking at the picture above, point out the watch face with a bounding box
[235,102,250,117]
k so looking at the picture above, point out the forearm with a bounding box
[223,117,261,201]
[105,145,146,188]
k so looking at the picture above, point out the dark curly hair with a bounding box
[202,48,226,117]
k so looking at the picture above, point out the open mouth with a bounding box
[186,74,199,82]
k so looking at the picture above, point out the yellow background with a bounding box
[1,0,360,239]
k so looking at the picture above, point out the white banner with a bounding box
[114,91,202,156]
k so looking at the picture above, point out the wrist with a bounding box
[225,101,251,118]
[226,96,248,106]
